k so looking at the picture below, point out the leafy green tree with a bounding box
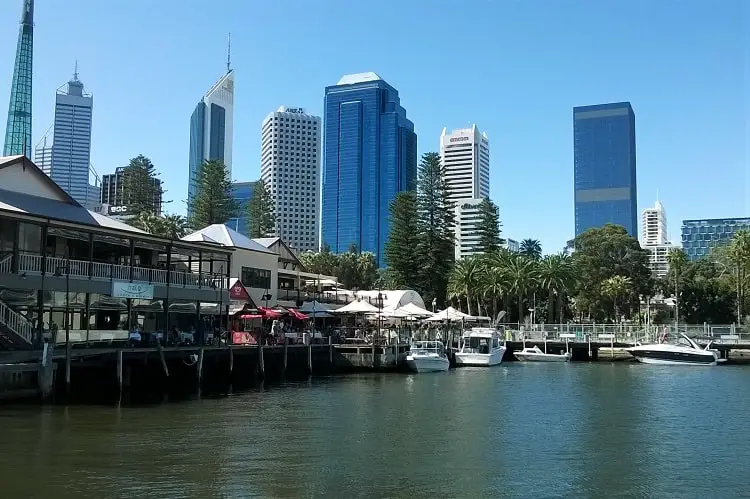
[356,251,378,290]
[601,275,633,322]
[122,155,162,215]
[299,244,339,276]
[161,214,190,239]
[247,180,275,238]
[416,152,455,306]
[660,256,735,324]
[189,159,238,229]
[130,212,190,240]
[130,211,164,234]
[476,198,503,254]
[520,238,542,260]
[384,191,420,287]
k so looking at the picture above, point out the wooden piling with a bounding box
[283,337,288,373]
[65,343,71,394]
[197,348,205,384]
[157,343,170,377]
[307,342,313,374]
[116,350,123,401]
[258,343,265,378]
[328,335,333,365]
[228,346,234,374]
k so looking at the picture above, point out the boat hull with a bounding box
[627,348,718,366]
[514,352,570,362]
[455,347,506,366]
[406,356,450,373]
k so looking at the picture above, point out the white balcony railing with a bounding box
[0,299,34,345]
[15,253,223,290]
[0,254,11,274]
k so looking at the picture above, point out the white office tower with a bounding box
[260,106,321,251]
[34,141,52,175]
[642,199,671,278]
[47,70,98,207]
[642,200,668,245]
[440,125,490,259]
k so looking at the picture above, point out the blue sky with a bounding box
[0,0,747,253]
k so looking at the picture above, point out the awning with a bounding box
[288,308,309,320]
[239,314,263,320]
[257,306,282,319]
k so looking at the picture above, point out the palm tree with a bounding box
[503,254,540,323]
[161,214,191,240]
[130,211,163,235]
[538,253,575,323]
[520,238,542,260]
[601,275,632,322]
[448,256,482,315]
[480,261,507,322]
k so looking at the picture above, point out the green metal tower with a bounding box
[3,0,34,158]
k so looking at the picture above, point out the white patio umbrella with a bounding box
[395,302,433,318]
[298,300,332,313]
[424,306,472,322]
[333,300,380,314]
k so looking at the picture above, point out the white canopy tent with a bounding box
[298,300,333,313]
[424,306,473,322]
[333,300,380,314]
[394,302,434,318]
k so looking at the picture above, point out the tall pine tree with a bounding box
[384,191,420,287]
[476,198,503,254]
[122,155,162,215]
[416,152,455,306]
[247,179,275,238]
[189,159,238,229]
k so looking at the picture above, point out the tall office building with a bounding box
[573,102,637,237]
[226,181,256,236]
[682,218,750,261]
[100,166,163,217]
[47,71,97,206]
[641,199,668,246]
[440,125,490,259]
[3,0,34,157]
[261,106,321,251]
[188,67,234,211]
[321,73,417,265]
[34,140,52,174]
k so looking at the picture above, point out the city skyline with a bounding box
[0,0,747,252]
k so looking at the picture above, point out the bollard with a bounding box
[116,349,123,402]
[197,348,205,384]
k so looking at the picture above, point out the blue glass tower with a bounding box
[225,181,256,236]
[681,218,750,261]
[321,72,417,266]
[3,0,34,157]
[573,102,637,237]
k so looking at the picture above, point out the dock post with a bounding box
[228,346,234,374]
[65,343,71,394]
[283,337,288,373]
[197,348,205,385]
[610,337,614,359]
[157,342,170,377]
[116,349,123,402]
[258,343,265,378]
[328,335,333,365]
[588,334,592,358]
[307,341,313,374]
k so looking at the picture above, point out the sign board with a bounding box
[560,333,577,339]
[284,107,305,114]
[597,333,615,340]
[449,136,469,143]
[108,205,130,215]
[229,282,250,301]
[111,281,154,300]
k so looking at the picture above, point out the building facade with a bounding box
[644,243,672,278]
[681,218,750,261]
[34,142,52,175]
[321,72,417,266]
[47,72,98,207]
[225,180,256,236]
[440,125,490,259]
[641,199,668,245]
[188,69,234,211]
[260,106,321,252]
[3,0,34,158]
[100,166,163,218]
[573,102,637,237]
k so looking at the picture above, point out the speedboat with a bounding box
[626,332,724,366]
[406,340,450,373]
[454,328,506,366]
[513,345,570,362]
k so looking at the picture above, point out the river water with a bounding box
[1,364,749,498]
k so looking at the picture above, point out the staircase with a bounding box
[0,299,34,348]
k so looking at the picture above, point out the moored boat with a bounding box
[406,340,450,373]
[454,328,506,366]
[513,345,570,362]
[626,333,724,366]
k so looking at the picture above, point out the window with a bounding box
[241,267,271,290]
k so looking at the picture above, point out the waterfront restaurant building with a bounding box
[0,155,232,349]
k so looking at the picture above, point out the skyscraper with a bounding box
[48,70,96,206]
[3,0,34,157]
[440,125,490,259]
[681,218,750,261]
[261,106,321,251]
[321,72,417,265]
[641,199,668,246]
[188,68,234,211]
[573,102,637,237]
[101,166,163,216]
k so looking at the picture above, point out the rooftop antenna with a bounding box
[226,32,231,72]
[73,59,79,81]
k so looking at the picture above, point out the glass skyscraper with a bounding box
[225,181,256,237]
[188,69,234,213]
[3,0,34,157]
[681,218,750,261]
[573,102,637,237]
[321,72,417,266]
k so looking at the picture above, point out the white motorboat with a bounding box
[406,340,450,373]
[626,332,724,366]
[454,328,506,366]
[513,345,570,362]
